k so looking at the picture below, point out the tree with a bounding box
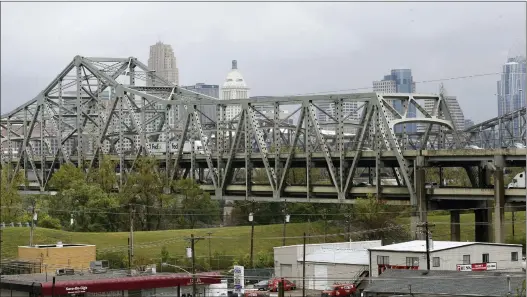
[350,194,410,243]
[174,179,221,229]
[0,167,26,223]
[87,156,118,193]
[47,161,120,231]
[48,163,85,191]
[121,157,164,231]
[161,246,170,263]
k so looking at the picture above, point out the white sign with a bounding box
[233,265,245,292]
[66,286,88,294]
[147,142,179,153]
[456,262,497,271]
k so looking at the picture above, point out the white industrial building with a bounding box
[368,240,523,277]
[274,240,381,289]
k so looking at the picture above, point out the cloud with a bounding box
[1,1,525,123]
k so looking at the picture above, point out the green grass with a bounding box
[2,211,525,264]
[415,210,526,242]
[0,221,341,262]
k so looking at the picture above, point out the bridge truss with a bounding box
[0,55,520,205]
[464,107,526,149]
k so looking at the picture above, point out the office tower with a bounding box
[184,83,220,98]
[419,95,465,135]
[497,56,526,139]
[373,69,417,133]
[147,42,180,144]
[147,41,179,86]
[444,96,465,131]
[221,60,249,120]
[182,83,220,124]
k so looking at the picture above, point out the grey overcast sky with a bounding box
[1,1,525,123]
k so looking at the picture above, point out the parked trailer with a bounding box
[508,171,526,188]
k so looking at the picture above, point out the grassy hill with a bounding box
[2,211,525,268]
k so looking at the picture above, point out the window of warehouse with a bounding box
[406,257,419,267]
[511,252,519,261]
[482,253,490,263]
[433,257,440,267]
[377,256,389,265]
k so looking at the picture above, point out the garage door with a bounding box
[280,264,292,279]
[314,264,328,290]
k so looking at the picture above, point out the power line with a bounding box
[287,72,508,96]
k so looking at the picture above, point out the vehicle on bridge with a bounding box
[508,171,526,188]
[147,140,205,154]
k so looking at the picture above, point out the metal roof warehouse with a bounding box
[363,269,525,297]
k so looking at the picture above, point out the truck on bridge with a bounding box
[508,171,526,189]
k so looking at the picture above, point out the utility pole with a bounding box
[207,232,213,269]
[512,209,515,239]
[129,206,135,270]
[302,232,306,297]
[191,234,197,297]
[249,201,255,268]
[417,222,435,271]
[346,214,351,241]
[29,203,37,247]
[186,234,203,297]
[282,202,289,246]
[323,209,328,243]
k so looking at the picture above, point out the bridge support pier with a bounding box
[412,157,427,240]
[475,201,492,242]
[450,210,461,241]
[493,155,505,243]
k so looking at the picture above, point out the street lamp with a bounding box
[207,232,213,269]
[249,212,254,268]
[282,214,290,246]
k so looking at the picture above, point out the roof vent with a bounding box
[90,260,109,274]
[56,268,75,276]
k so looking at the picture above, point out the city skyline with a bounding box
[1,2,525,124]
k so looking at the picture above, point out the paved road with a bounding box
[264,289,322,297]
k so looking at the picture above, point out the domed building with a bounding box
[221,60,249,120]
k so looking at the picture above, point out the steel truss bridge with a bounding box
[1,56,526,242]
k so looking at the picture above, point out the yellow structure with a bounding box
[18,242,96,271]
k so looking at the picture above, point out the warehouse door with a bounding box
[314,264,328,290]
[280,264,292,278]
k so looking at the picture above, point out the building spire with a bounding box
[232,60,237,70]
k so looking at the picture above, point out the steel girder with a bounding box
[1,55,464,205]
[464,107,526,149]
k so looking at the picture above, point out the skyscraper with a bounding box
[373,69,417,133]
[221,60,249,120]
[497,56,526,138]
[419,95,465,134]
[444,96,465,131]
[147,42,180,137]
[147,42,179,85]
